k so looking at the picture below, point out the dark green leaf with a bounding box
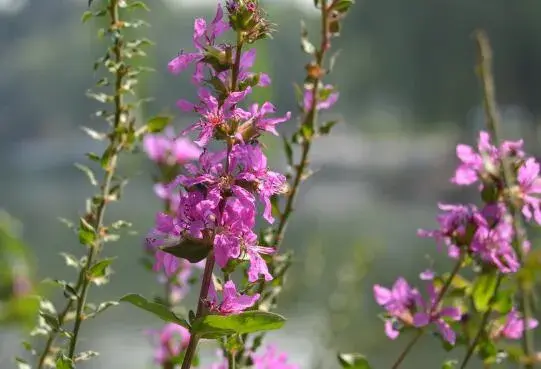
[40,312,59,330]
[161,238,212,263]
[56,354,74,369]
[42,279,78,300]
[120,294,189,328]
[79,217,95,246]
[147,116,172,133]
[319,120,339,135]
[338,353,372,368]
[472,271,499,312]
[126,0,150,11]
[191,311,285,338]
[75,163,98,186]
[88,258,116,285]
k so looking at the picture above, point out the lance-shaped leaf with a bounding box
[87,257,116,285]
[160,237,212,263]
[472,270,499,312]
[147,116,172,133]
[338,353,372,369]
[120,294,189,328]
[191,311,285,338]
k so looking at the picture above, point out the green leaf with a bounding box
[78,217,95,246]
[120,294,189,328]
[191,311,285,338]
[81,10,93,23]
[319,120,339,135]
[56,354,74,369]
[88,258,116,285]
[126,1,151,11]
[161,238,212,263]
[442,360,458,369]
[301,124,314,140]
[332,0,355,13]
[147,116,172,133]
[492,289,514,314]
[338,353,372,368]
[75,163,98,186]
[472,271,499,312]
[93,301,119,316]
[15,358,31,369]
[42,279,78,300]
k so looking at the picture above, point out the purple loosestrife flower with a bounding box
[470,205,519,273]
[246,102,292,138]
[452,130,524,186]
[418,203,481,258]
[146,323,190,365]
[178,87,252,147]
[168,4,229,83]
[206,280,259,315]
[373,278,418,339]
[252,345,300,369]
[231,144,288,223]
[496,308,539,340]
[517,157,541,224]
[303,84,339,112]
[143,128,201,165]
[412,280,462,345]
[175,148,256,210]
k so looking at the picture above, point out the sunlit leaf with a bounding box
[120,294,189,327]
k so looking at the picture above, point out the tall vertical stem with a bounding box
[474,30,535,369]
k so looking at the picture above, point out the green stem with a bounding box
[273,0,330,249]
[180,253,215,369]
[68,0,124,359]
[391,330,424,369]
[228,350,236,369]
[474,31,535,369]
[459,274,503,369]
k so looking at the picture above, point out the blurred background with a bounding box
[2,0,541,368]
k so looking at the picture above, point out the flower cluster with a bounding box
[146,1,291,313]
[374,276,461,344]
[374,130,541,348]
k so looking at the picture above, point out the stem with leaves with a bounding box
[33,0,149,366]
[459,274,504,369]
[474,30,536,369]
